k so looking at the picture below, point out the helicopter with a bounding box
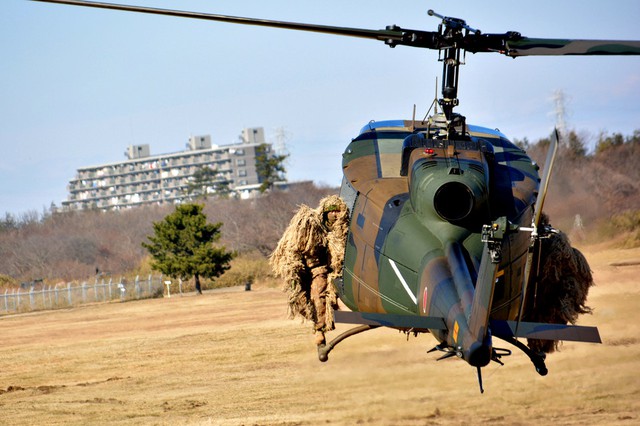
[32,0,640,392]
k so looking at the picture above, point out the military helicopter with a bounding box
[33,0,640,392]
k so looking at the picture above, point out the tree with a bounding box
[142,203,235,294]
[255,143,288,193]
[513,136,530,150]
[186,166,230,201]
[0,212,18,232]
[595,131,625,155]
[565,130,587,159]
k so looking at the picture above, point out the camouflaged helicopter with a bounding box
[34,0,640,392]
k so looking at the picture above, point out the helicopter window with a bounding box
[339,176,357,216]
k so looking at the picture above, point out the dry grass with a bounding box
[0,248,639,425]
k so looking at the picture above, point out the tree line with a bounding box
[1,129,638,284]
[0,182,335,284]
[516,129,640,232]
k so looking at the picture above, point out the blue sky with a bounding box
[1,0,639,217]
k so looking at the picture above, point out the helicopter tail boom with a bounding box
[464,229,501,366]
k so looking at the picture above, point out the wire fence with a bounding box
[1,275,169,315]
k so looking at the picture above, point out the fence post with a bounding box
[82,282,88,304]
[54,284,59,307]
[164,280,172,298]
[148,274,152,295]
[134,275,141,298]
[108,278,112,300]
[179,278,183,295]
[29,287,35,310]
[3,289,7,312]
[67,283,72,305]
[118,278,126,301]
[42,286,47,308]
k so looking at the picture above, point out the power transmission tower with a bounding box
[552,89,569,141]
[272,126,291,157]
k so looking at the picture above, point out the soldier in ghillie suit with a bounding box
[525,214,595,354]
[270,195,349,347]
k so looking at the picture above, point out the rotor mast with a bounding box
[439,45,461,120]
[426,10,487,136]
[428,10,478,120]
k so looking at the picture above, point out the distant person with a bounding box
[571,214,586,242]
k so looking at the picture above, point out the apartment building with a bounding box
[62,127,275,212]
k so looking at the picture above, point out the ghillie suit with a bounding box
[525,214,594,354]
[270,195,349,343]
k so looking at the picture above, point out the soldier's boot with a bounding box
[314,330,326,346]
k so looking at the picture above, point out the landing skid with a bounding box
[497,336,548,376]
[317,324,380,362]
[317,323,548,395]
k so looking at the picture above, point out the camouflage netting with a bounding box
[526,215,594,354]
[270,195,349,333]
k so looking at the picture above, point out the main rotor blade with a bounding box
[31,0,405,44]
[32,1,640,56]
[506,37,640,56]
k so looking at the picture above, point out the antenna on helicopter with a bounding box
[421,79,440,123]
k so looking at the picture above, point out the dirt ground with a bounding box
[1,246,639,425]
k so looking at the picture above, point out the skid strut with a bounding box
[317,325,379,362]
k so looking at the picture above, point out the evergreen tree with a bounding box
[186,166,230,200]
[565,130,587,159]
[255,143,288,193]
[142,203,235,294]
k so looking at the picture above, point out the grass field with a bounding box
[1,246,639,425]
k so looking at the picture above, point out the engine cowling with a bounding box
[404,136,491,231]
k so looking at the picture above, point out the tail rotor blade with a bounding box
[533,128,560,227]
[515,129,560,334]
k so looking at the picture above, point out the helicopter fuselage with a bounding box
[337,119,539,365]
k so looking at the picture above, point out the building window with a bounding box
[237,169,247,177]
[237,159,246,166]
